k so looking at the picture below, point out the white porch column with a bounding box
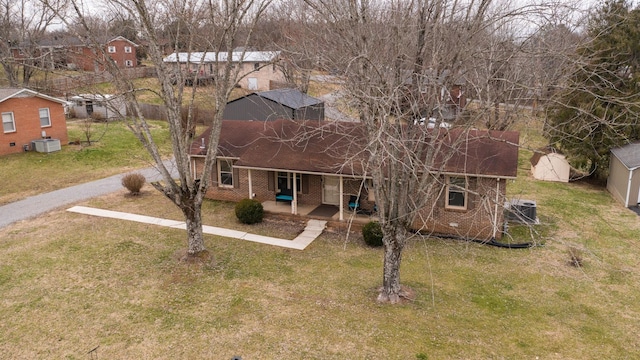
[339,175,344,221]
[247,169,253,198]
[292,172,298,215]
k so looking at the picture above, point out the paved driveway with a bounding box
[0,159,177,229]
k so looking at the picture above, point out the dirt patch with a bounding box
[173,249,216,267]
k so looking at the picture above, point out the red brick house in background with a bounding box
[11,36,138,72]
[190,120,519,240]
[0,88,68,156]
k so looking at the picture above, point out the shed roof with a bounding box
[611,142,640,170]
[191,120,519,178]
[530,146,565,166]
[163,51,280,63]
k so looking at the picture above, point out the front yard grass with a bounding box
[2,109,640,358]
[1,165,640,358]
[0,119,172,205]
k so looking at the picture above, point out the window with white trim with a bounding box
[124,46,132,53]
[108,46,116,53]
[125,60,133,67]
[39,108,51,127]
[446,176,467,210]
[2,112,15,133]
[218,159,234,187]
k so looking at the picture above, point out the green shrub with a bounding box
[362,221,383,247]
[121,172,146,195]
[235,198,264,224]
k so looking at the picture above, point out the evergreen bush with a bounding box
[235,198,264,224]
[362,221,383,247]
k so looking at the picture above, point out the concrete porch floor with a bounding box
[261,200,377,224]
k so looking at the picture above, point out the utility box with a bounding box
[32,139,61,153]
[507,199,538,224]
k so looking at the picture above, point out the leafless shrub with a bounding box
[568,246,584,267]
[121,173,146,196]
[90,112,106,122]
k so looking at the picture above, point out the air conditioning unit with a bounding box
[507,199,538,224]
[32,139,61,153]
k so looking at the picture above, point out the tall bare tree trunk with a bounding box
[378,225,408,303]
[182,194,206,255]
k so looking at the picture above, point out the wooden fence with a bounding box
[31,67,155,96]
[129,102,215,136]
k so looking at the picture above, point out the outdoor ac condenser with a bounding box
[32,139,61,153]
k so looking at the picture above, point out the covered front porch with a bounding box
[261,200,377,224]
[239,167,376,222]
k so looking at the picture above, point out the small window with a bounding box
[218,159,234,187]
[124,46,132,53]
[39,108,51,127]
[446,176,467,210]
[2,112,15,133]
[254,62,260,70]
[125,60,133,67]
[108,46,116,53]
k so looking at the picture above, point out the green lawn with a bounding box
[0,119,172,205]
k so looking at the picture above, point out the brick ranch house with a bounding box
[0,88,68,156]
[190,120,519,240]
[11,35,138,72]
[163,51,285,91]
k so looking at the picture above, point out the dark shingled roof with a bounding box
[225,89,323,111]
[256,89,323,109]
[191,120,519,178]
[611,142,640,169]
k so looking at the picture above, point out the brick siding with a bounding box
[0,96,68,156]
[194,158,506,240]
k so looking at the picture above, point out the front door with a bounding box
[85,101,94,115]
[248,77,258,90]
[323,176,340,205]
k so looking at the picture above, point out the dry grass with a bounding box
[2,108,640,358]
[1,175,640,358]
[0,120,172,205]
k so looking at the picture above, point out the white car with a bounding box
[414,117,452,129]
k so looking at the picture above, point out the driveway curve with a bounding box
[0,160,177,229]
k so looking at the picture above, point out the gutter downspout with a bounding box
[339,176,344,221]
[492,178,501,239]
[624,166,639,208]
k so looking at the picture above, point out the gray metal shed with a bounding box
[607,143,640,207]
[223,88,324,121]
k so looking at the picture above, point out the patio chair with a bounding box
[348,195,360,211]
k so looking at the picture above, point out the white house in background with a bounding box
[530,146,570,183]
[162,51,285,91]
[607,142,640,208]
[69,94,126,120]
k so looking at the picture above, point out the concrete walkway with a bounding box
[67,206,326,250]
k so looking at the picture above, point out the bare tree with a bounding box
[0,0,65,86]
[301,0,556,303]
[46,0,272,259]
